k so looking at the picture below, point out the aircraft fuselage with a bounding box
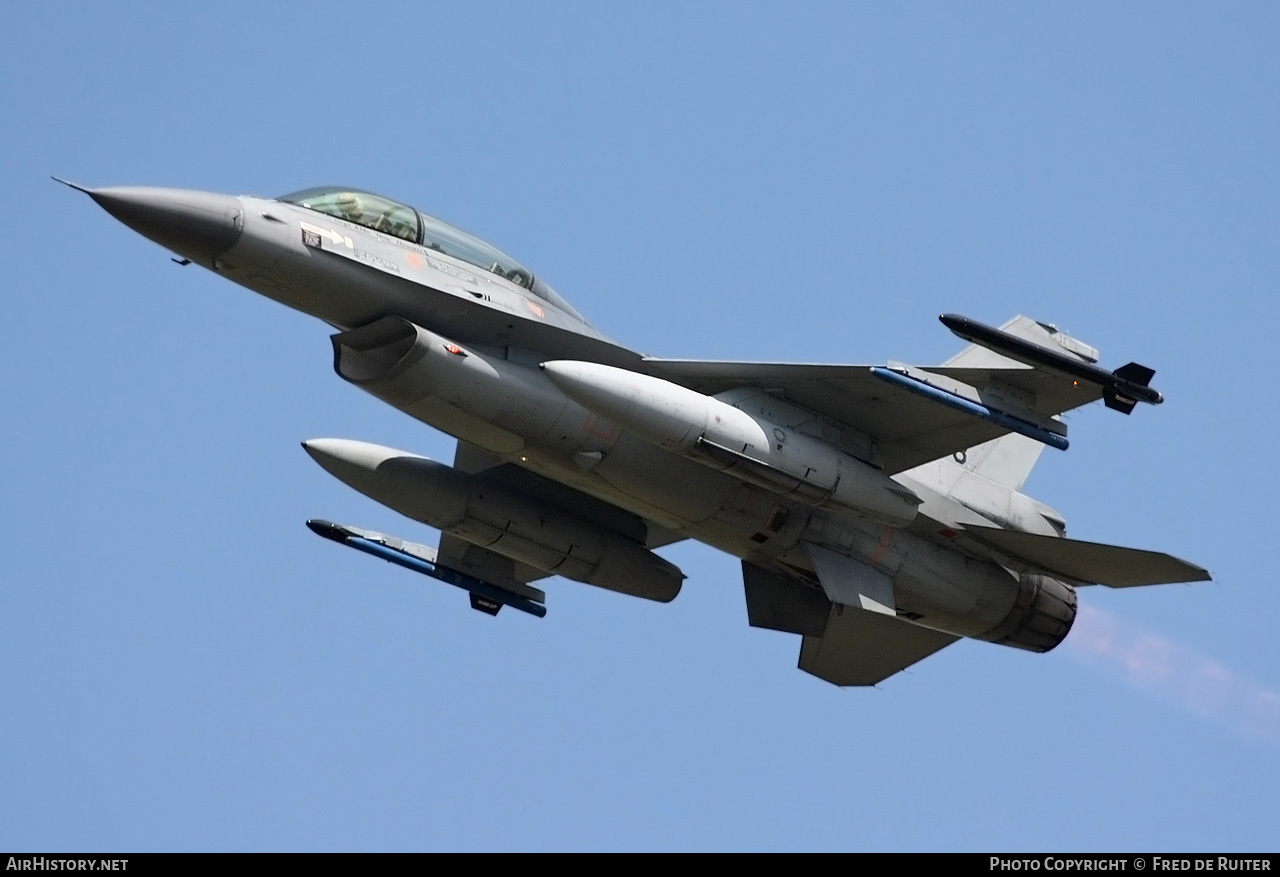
[206,191,1054,642]
[71,183,1092,670]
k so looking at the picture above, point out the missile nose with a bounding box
[76,185,244,264]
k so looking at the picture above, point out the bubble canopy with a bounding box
[278,187,584,321]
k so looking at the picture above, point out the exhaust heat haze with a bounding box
[1066,603,1279,745]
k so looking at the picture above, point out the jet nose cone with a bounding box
[84,186,243,264]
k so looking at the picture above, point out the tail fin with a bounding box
[904,429,1045,494]
[955,433,1044,492]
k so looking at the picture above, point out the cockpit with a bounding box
[279,186,585,322]
[283,188,421,243]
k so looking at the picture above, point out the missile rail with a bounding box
[870,366,1071,451]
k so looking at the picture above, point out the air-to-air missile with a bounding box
[939,313,1162,414]
[305,519,547,617]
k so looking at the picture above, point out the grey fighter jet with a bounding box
[61,180,1211,686]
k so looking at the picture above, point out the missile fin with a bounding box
[469,594,503,616]
[1113,362,1156,387]
[1103,388,1138,415]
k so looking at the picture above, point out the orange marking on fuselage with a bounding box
[870,527,894,565]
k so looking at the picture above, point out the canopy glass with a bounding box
[279,187,586,322]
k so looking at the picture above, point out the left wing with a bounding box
[643,314,1142,473]
[643,358,1093,473]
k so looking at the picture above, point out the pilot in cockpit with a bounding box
[335,192,364,223]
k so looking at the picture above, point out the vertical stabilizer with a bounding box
[955,432,1045,492]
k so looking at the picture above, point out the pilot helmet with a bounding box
[335,192,363,221]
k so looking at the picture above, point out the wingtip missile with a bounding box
[939,313,1163,412]
[305,519,548,618]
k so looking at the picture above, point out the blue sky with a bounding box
[3,2,1278,851]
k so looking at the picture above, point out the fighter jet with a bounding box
[60,179,1211,686]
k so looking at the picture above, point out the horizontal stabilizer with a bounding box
[965,525,1211,587]
[800,606,958,686]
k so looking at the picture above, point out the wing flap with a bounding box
[965,525,1211,587]
[799,606,959,686]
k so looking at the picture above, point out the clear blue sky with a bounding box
[3,1,1277,852]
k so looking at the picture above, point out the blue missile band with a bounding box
[343,535,548,618]
[870,367,1070,452]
